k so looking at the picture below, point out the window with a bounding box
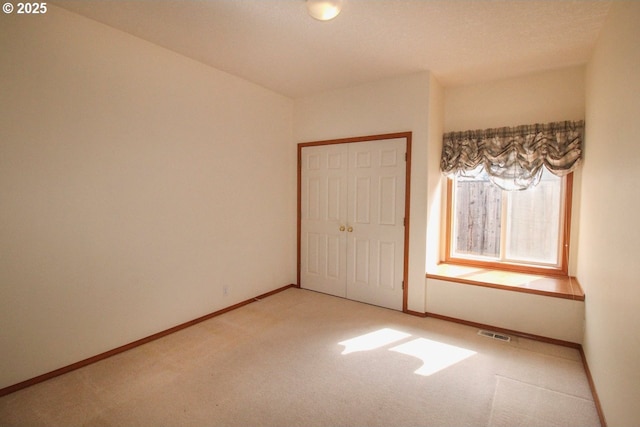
[440,120,583,276]
[446,167,572,275]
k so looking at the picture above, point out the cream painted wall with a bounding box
[0,6,295,389]
[427,279,585,343]
[425,74,445,275]
[426,67,587,343]
[581,2,640,426]
[444,66,586,131]
[294,72,436,313]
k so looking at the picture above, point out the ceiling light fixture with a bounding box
[306,0,343,21]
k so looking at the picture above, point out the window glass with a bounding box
[453,168,502,258]
[506,169,562,265]
[450,167,565,270]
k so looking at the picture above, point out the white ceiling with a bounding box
[53,0,612,98]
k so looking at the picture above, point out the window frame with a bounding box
[444,172,573,276]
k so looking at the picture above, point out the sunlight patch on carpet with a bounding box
[339,328,476,376]
[339,328,410,354]
[390,338,476,376]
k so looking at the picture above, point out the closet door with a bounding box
[346,139,406,310]
[300,144,348,297]
[300,138,406,311]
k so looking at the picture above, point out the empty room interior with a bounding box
[1,1,639,426]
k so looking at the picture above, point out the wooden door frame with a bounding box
[297,132,412,313]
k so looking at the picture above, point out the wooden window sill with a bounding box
[426,263,585,301]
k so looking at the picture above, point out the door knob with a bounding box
[347,226,353,232]
[339,225,346,231]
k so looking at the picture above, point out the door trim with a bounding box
[297,132,412,312]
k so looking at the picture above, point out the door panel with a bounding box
[300,145,348,297]
[346,139,406,310]
[306,232,321,275]
[326,234,341,279]
[378,240,396,289]
[306,177,321,220]
[353,236,370,285]
[327,176,342,221]
[379,176,398,225]
[355,177,371,224]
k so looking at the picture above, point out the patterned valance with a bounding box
[441,120,584,190]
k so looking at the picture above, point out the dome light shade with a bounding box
[306,0,343,21]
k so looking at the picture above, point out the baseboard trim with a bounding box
[404,309,427,318]
[425,311,580,348]
[579,347,608,427]
[0,284,296,398]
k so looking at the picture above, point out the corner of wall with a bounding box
[579,2,640,426]
[426,75,445,273]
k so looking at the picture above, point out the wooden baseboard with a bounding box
[0,284,296,398]
[579,347,608,427]
[404,309,427,318]
[425,311,580,348]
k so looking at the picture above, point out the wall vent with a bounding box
[478,329,511,342]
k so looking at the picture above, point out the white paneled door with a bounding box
[300,138,407,311]
[300,143,349,298]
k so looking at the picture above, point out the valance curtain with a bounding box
[440,120,584,190]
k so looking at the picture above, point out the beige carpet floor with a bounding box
[0,288,600,426]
